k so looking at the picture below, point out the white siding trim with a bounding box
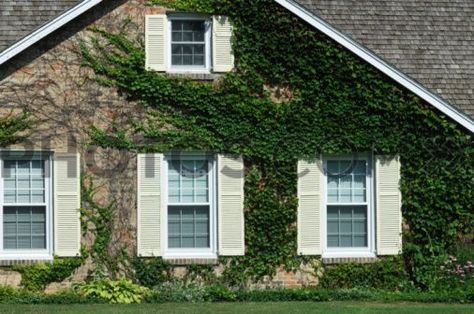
[275,0,474,133]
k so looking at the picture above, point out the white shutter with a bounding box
[137,153,163,256]
[54,153,81,257]
[212,16,234,72]
[376,155,402,255]
[145,15,167,71]
[218,154,244,256]
[297,159,323,255]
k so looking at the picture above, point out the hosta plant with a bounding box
[77,278,149,304]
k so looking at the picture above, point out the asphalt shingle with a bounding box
[0,0,81,52]
[295,0,474,118]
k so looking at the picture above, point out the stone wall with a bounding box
[0,0,321,289]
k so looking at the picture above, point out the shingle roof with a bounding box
[0,0,81,52]
[294,0,474,118]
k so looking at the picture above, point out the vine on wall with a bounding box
[0,111,32,147]
[80,0,473,288]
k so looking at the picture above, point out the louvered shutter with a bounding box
[212,16,234,72]
[145,15,167,71]
[54,153,81,257]
[218,154,244,256]
[375,155,402,255]
[297,159,323,255]
[137,153,163,256]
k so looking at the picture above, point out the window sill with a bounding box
[322,252,376,259]
[166,71,220,81]
[163,252,218,265]
[321,252,376,264]
[0,253,53,265]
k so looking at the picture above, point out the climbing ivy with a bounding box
[80,0,473,288]
[0,111,32,147]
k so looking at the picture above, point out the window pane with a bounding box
[172,21,183,31]
[326,159,367,204]
[3,160,45,205]
[3,206,47,250]
[353,235,367,247]
[327,189,338,203]
[172,55,182,65]
[182,55,193,65]
[167,158,209,204]
[172,31,182,41]
[327,235,339,247]
[171,20,206,67]
[167,205,209,249]
[327,205,367,248]
[194,55,204,66]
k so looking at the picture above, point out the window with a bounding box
[0,156,52,258]
[164,154,216,257]
[168,16,211,72]
[323,156,374,257]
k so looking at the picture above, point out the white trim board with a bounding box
[0,0,103,65]
[275,0,474,133]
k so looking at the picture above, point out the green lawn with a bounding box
[0,302,472,314]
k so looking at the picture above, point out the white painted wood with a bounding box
[218,154,244,256]
[146,15,168,72]
[375,155,402,255]
[297,159,322,255]
[212,16,234,72]
[54,153,81,257]
[137,153,163,256]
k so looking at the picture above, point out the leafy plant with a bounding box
[131,257,172,288]
[13,258,83,291]
[80,0,474,289]
[0,111,32,146]
[319,257,411,291]
[77,278,149,304]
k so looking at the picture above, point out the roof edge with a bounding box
[0,0,104,65]
[276,0,474,133]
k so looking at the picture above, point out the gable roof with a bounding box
[277,0,474,133]
[0,0,81,51]
[289,0,474,121]
[0,0,473,133]
[0,0,102,64]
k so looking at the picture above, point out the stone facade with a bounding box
[0,0,361,290]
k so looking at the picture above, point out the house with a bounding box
[0,0,472,288]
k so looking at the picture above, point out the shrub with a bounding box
[131,257,172,288]
[319,257,411,290]
[13,257,83,291]
[76,278,149,304]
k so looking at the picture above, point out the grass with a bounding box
[0,302,473,314]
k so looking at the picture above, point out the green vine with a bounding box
[80,175,123,279]
[80,0,473,289]
[0,111,32,147]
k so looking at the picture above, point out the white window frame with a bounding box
[167,14,212,74]
[0,152,53,261]
[161,152,217,259]
[321,154,375,258]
